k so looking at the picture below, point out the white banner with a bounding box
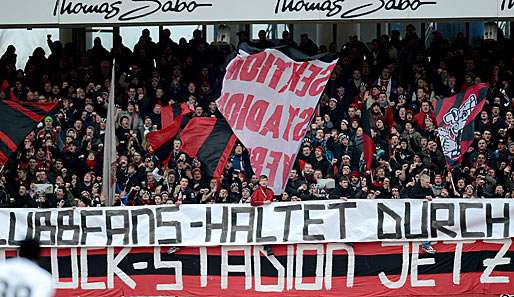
[0,0,512,26]
[0,199,513,247]
[216,49,337,194]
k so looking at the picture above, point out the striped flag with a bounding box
[102,61,117,206]
[147,114,184,166]
[160,103,193,129]
[180,117,237,179]
[433,83,489,168]
[0,99,59,165]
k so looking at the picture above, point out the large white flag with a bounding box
[102,61,116,206]
[217,49,337,194]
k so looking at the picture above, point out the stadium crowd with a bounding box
[0,24,513,208]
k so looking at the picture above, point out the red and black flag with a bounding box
[161,103,193,129]
[180,117,237,179]
[360,105,375,171]
[147,114,184,165]
[433,83,489,168]
[0,99,59,165]
[148,104,194,165]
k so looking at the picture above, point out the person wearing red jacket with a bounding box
[250,175,274,255]
[250,175,274,206]
[413,101,437,130]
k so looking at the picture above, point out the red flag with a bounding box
[148,114,183,165]
[180,117,237,178]
[161,103,193,129]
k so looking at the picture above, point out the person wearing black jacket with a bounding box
[329,178,353,199]
[285,169,305,197]
[175,177,198,204]
[297,145,315,167]
[123,164,142,193]
[311,147,331,177]
[12,185,37,208]
[409,174,435,199]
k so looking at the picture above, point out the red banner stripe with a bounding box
[213,134,238,178]
[53,272,514,297]
[0,150,7,164]
[0,130,18,152]
[3,100,44,122]
[161,105,174,129]
[434,92,458,125]
[20,101,59,113]
[180,117,217,157]
[147,114,183,150]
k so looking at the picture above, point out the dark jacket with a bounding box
[409,183,434,198]
[329,185,353,199]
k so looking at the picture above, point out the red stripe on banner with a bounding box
[463,86,488,127]
[212,134,238,178]
[53,272,514,297]
[180,117,217,157]
[434,94,458,125]
[16,100,59,113]
[0,130,18,152]
[161,105,174,129]
[27,101,59,113]
[0,150,7,164]
[147,114,183,151]
[3,100,43,122]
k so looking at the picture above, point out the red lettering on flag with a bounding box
[259,105,283,138]
[225,93,244,126]
[256,53,277,84]
[246,100,269,132]
[266,151,282,184]
[268,58,290,90]
[235,94,255,130]
[240,52,267,82]
[250,147,267,176]
[278,62,308,94]
[293,108,314,141]
[295,64,323,97]
[282,152,296,186]
[283,106,300,141]
[226,56,244,81]
[309,64,336,96]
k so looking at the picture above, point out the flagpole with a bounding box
[448,170,457,196]
[102,59,116,206]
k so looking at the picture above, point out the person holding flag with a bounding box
[250,175,274,255]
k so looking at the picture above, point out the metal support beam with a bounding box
[113,26,120,45]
